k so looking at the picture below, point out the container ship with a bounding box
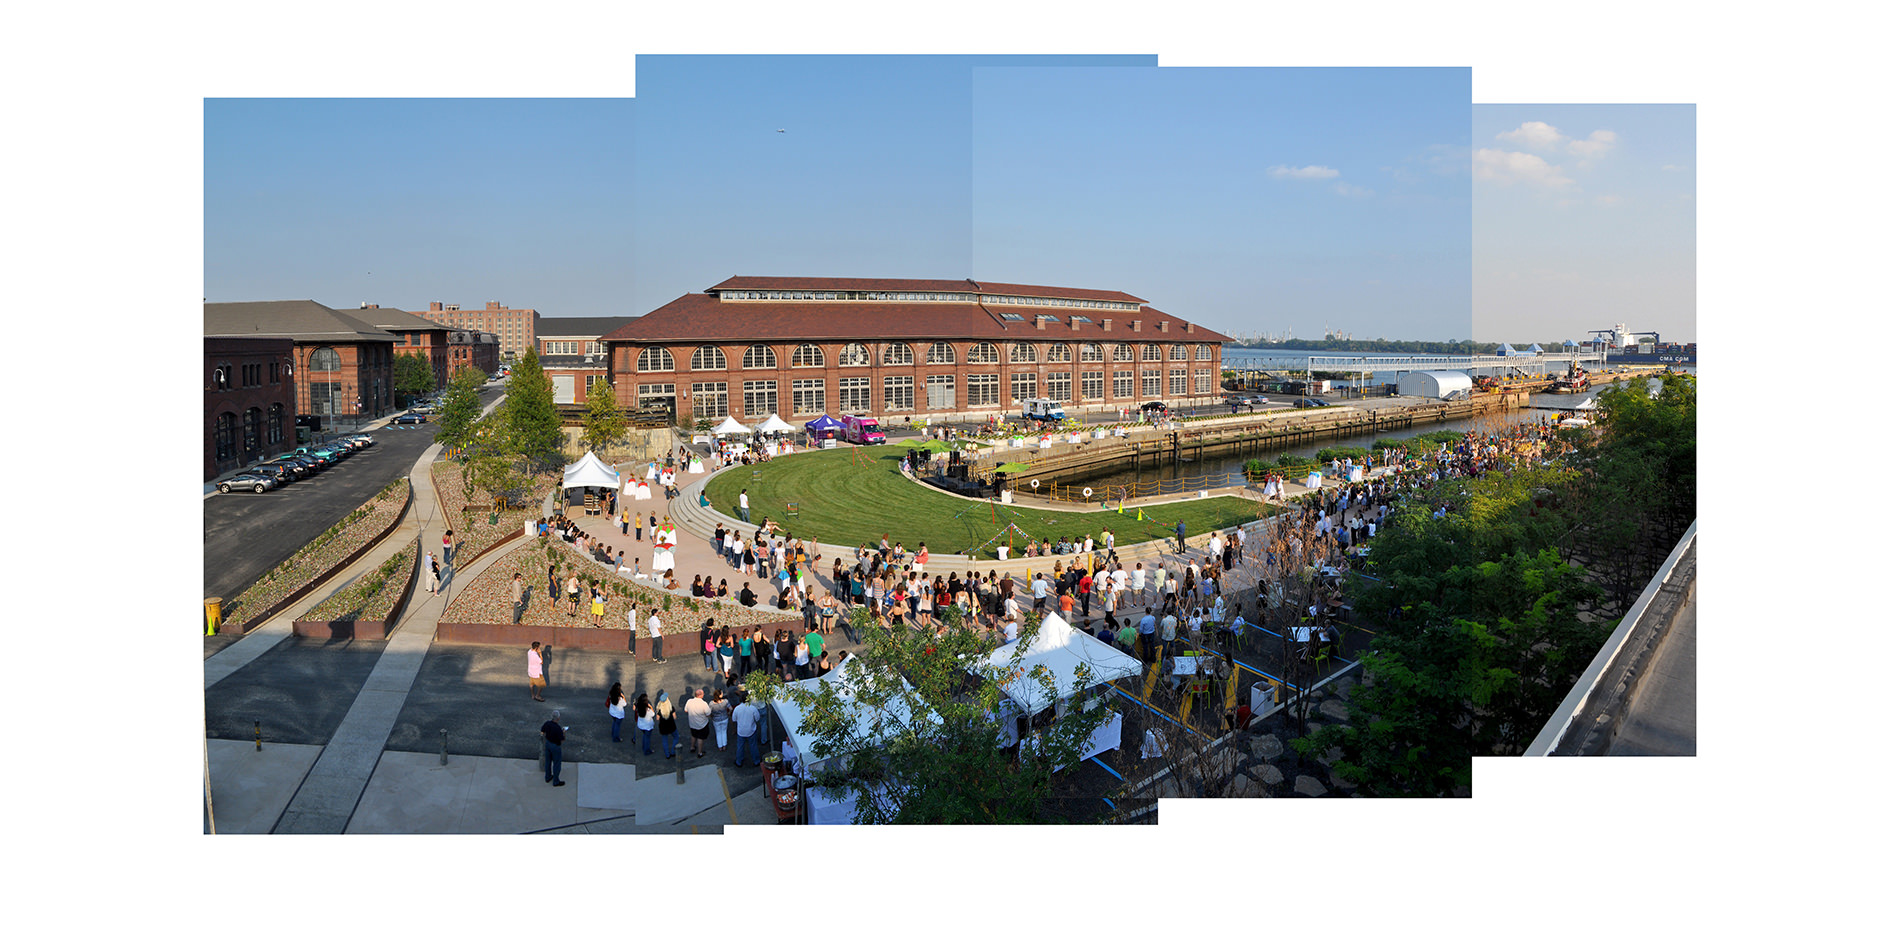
[1587,324,1696,366]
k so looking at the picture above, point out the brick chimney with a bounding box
[429,301,443,312]
[1035,318,1046,330]
[1131,319,1141,332]
[1103,318,1114,332]
[1186,322,1196,333]
[1158,320,1169,333]
[486,301,502,311]
[1070,317,1082,331]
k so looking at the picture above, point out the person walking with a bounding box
[527,641,547,701]
[1175,519,1187,554]
[739,490,751,523]
[699,619,716,671]
[655,692,679,759]
[566,571,581,617]
[606,682,627,742]
[732,692,760,769]
[442,529,455,567]
[737,625,754,677]
[633,692,655,754]
[540,709,567,787]
[717,629,735,675]
[512,571,526,623]
[684,688,712,758]
[424,553,440,596]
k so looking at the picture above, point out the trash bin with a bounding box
[204,597,223,636]
[1251,681,1275,716]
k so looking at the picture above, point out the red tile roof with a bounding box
[600,294,1232,344]
[706,276,1146,305]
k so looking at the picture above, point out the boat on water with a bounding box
[1588,323,1696,366]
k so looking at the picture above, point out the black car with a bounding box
[1293,397,1330,409]
[264,453,317,478]
[217,470,280,493]
[393,411,428,424]
[1140,401,1169,413]
[248,461,302,483]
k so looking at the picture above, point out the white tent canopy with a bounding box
[985,615,1142,715]
[770,655,939,770]
[756,413,796,434]
[712,416,752,435]
[562,451,623,489]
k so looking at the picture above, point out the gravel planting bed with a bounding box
[219,479,411,631]
[296,545,415,624]
[431,461,557,558]
[441,535,771,634]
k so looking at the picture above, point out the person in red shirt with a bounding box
[1077,572,1095,619]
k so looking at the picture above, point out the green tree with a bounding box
[433,367,486,451]
[747,610,1114,823]
[460,412,532,507]
[503,348,565,467]
[580,377,629,455]
[393,352,436,398]
[1559,371,1697,610]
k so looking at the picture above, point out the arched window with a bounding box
[1196,344,1213,361]
[966,342,999,364]
[882,343,914,365]
[690,345,728,370]
[242,408,261,458]
[926,342,957,365]
[1078,343,1104,362]
[837,343,870,367]
[742,344,777,369]
[1141,344,1162,362]
[310,347,342,372]
[791,344,826,367]
[1047,343,1073,363]
[1112,344,1134,362]
[1009,342,1038,364]
[637,346,675,372]
[1170,344,1189,361]
[214,412,237,462]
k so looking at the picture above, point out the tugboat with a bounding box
[1544,364,1591,394]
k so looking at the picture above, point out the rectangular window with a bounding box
[1080,370,1104,401]
[1142,370,1161,397]
[926,374,956,409]
[691,382,728,420]
[792,378,826,415]
[883,376,914,412]
[585,374,609,391]
[1047,372,1072,402]
[1194,370,1212,394]
[1113,370,1134,399]
[967,373,999,407]
[743,379,778,418]
[838,377,871,414]
[1010,371,1037,402]
[1169,370,1187,396]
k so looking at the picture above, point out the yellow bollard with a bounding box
[204,597,223,636]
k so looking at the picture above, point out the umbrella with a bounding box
[921,440,954,454]
[993,462,1030,474]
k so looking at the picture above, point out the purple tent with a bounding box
[805,415,845,438]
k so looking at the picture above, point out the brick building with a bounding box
[416,299,539,361]
[204,336,299,480]
[538,316,638,404]
[341,304,458,388]
[204,300,399,432]
[601,276,1231,425]
[447,328,502,379]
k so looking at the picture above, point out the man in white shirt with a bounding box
[1130,563,1148,607]
[739,490,751,523]
[1003,594,1023,627]
[1003,615,1021,644]
[1235,527,1247,564]
[731,694,761,769]
[1159,610,1178,660]
[1110,564,1129,614]
[648,612,666,663]
[1030,573,1050,612]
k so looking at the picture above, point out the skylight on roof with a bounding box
[999,312,1025,321]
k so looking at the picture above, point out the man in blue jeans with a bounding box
[732,693,760,769]
[739,490,751,524]
[540,710,567,787]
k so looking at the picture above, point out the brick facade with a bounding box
[205,337,298,480]
[418,300,539,360]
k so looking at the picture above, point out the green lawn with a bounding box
[702,445,1276,558]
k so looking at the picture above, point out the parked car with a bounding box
[393,411,428,424]
[1293,397,1330,409]
[1140,400,1169,413]
[217,470,280,493]
[251,460,306,483]
[337,434,375,449]
[304,445,348,464]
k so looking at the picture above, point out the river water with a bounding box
[1074,371,1688,495]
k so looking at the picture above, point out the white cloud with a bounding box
[1496,121,1566,149]
[1270,164,1340,180]
[1334,182,1373,198]
[1594,194,1622,206]
[1568,129,1617,159]
[1472,148,1572,187]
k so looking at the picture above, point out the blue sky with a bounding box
[1472,104,1696,343]
[205,98,636,314]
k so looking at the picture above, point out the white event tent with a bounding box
[985,615,1141,715]
[771,655,939,772]
[562,451,623,489]
[756,413,796,434]
[712,416,752,436]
